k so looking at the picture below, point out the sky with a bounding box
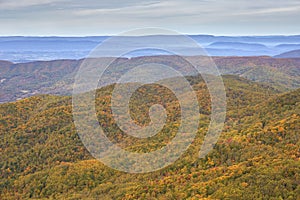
[0,0,300,36]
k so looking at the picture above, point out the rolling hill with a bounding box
[0,75,299,199]
[1,56,300,103]
[275,49,300,58]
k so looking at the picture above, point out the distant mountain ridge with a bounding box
[1,35,300,62]
[208,42,269,50]
[275,44,300,51]
[0,56,300,103]
[275,49,300,58]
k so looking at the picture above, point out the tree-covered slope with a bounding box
[0,76,299,199]
[1,56,300,103]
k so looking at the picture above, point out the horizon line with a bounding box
[0,34,300,37]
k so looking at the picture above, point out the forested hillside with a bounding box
[1,56,300,102]
[0,75,299,199]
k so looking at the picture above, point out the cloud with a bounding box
[74,1,161,16]
[0,0,64,9]
[232,5,300,16]
[0,0,299,35]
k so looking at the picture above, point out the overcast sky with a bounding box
[0,0,300,36]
